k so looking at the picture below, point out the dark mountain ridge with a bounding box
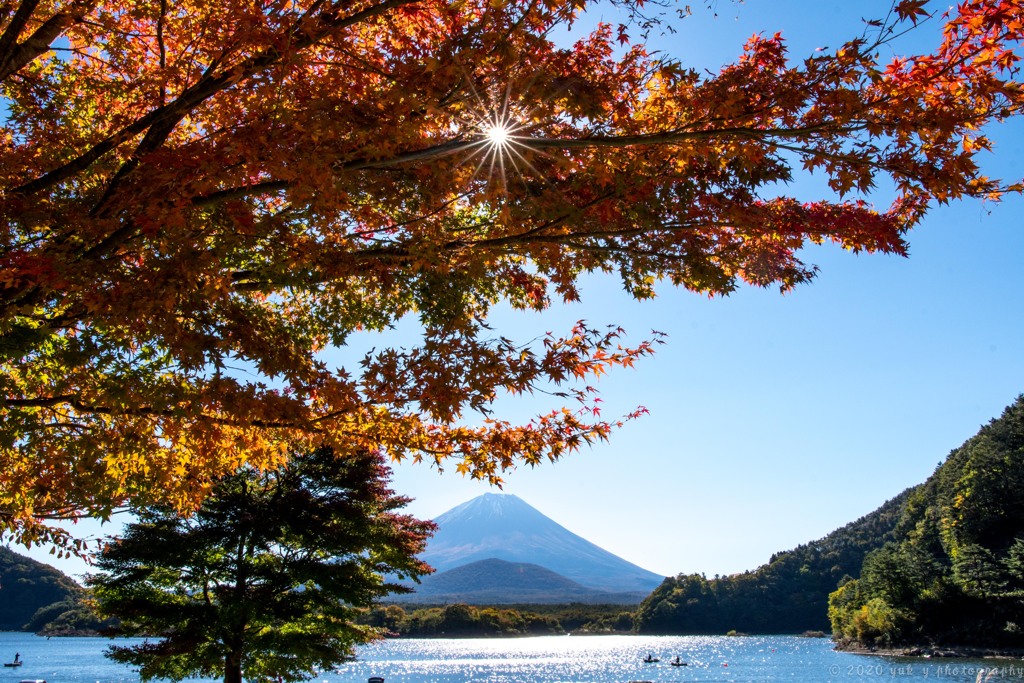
[401,558,648,604]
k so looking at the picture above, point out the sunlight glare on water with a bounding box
[0,632,1019,683]
[338,635,1024,683]
[353,635,701,682]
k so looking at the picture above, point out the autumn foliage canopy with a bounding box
[1,0,1023,551]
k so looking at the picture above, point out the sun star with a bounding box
[485,123,512,147]
[460,104,542,192]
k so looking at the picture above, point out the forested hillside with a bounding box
[0,546,83,630]
[634,487,913,633]
[829,396,1024,650]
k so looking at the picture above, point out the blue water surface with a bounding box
[0,632,1020,683]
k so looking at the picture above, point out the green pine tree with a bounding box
[88,447,434,683]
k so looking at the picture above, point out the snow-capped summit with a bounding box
[419,493,663,595]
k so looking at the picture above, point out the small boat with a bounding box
[670,659,688,667]
[368,677,385,683]
[642,655,659,663]
[4,661,23,667]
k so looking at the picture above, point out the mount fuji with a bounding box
[405,493,664,604]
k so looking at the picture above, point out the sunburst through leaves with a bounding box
[461,89,543,192]
[485,122,512,148]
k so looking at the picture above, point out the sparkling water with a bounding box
[0,632,1019,683]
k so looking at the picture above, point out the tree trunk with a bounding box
[224,651,243,683]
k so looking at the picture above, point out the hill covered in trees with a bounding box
[634,486,915,634]
[829,396,1024,651]
[0,546,99,632]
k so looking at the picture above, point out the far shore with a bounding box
[837,642,1024,660]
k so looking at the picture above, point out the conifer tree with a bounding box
[88,447,433,683]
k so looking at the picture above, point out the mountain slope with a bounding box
[634,486,915,633]
[421,493,664,594]
[829,395,1024,650]
[0,546,84,630]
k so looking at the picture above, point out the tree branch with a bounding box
[156,0,167,105]
[0,394,325,430]
[0,0,96,82]
[192,122,862,207]
[0,0,41,75]
[14,0,421,199]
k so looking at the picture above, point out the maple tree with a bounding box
[1,0,1023,552]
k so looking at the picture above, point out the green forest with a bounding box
[829,396,1024,650]
[359,603,635,636]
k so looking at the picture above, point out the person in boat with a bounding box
[13,653,19,663]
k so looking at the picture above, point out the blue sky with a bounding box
[22,0,1024,582]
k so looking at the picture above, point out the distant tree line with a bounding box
[829,397,1024,650]
[23,597,636,640]
[358,603,635,636]
[26,598,117,636]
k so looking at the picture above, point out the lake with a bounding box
[0,632,1020,683]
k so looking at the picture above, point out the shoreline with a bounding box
[837,642,1024,660]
